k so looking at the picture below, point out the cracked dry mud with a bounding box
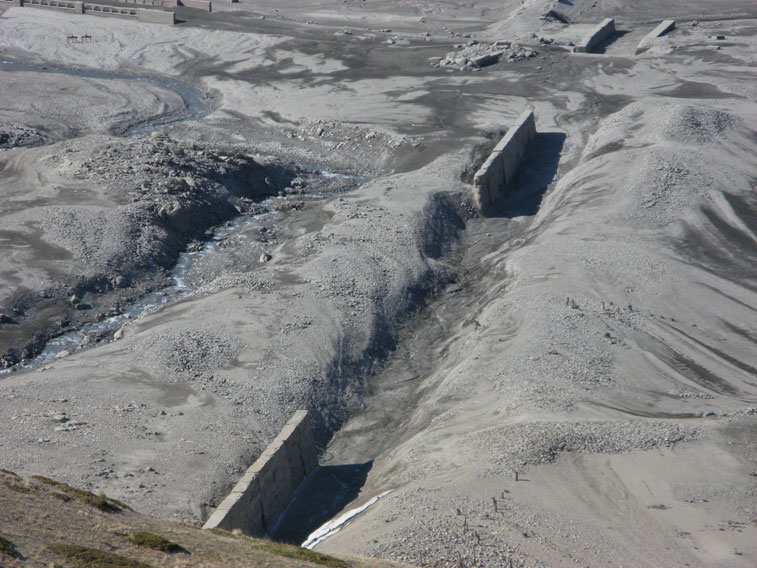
[1,1,756,567]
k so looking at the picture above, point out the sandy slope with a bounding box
[0,2,756,568]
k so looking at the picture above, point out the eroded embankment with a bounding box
[312,97,757,567]
[0,135,295,368]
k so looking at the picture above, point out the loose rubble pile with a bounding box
[437,41,538,70]
[0,134,287,368]
[0,124,46,148]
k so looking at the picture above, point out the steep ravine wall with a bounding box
[202,410,319,536]
[473,109,536,211]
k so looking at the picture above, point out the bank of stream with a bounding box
[0,59,211,137]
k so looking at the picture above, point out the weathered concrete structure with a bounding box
[473,109,536,211]
[10,0,175,23]
[136,6,173,22]
[636,20,675,54]
[23,0,84,13]
[116,0,178,8]
[179,0,210,11]
[575,18,616,53]
[202,410,319,536]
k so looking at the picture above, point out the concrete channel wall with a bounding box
[636,20,675,54]
[203,410,319,536]
[473,109,536,211]
[575,18,616,53]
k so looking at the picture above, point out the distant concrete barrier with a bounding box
[636,20,675,54]
[23,0,83,13]
[83,2,137,17]
[0,0,24,7]
[117,0,178,7]
[137,6,174,23]
[179,0,210,11]
[12,0,175,23]
[575,18,615,53]
[473,109,536,211]
[203,410,319,536]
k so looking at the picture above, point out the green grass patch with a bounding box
[254,541,352,568]
[48,543,152,568]
[0,534,22,559]
[3,480,34,494]
[31,475,130,513]
[128,531,187,554]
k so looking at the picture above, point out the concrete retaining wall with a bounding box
[179,0,210,11]
[23,0,84,13]
[137,6,174,23]
[117,0,178,7]
[13,0,175,22]
[636,20,675,54]
[0,0,24,8]
[203,410,319,536]
[473,109,536,211]
[575,18,615,53]
[83,2,137,17]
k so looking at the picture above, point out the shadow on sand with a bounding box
[487,131,566,218]
[270,461,373,545]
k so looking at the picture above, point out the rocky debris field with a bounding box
[0,124,46,149]
[1,2,757,568]
[0,133,303,368]
[436,41,538,70]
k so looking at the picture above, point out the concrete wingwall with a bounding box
[473,109,536,211]
[636,20,675,54]
[202,410,319,536]
[576,18,616,53]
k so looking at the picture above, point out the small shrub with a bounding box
[128,531,187,553]
[31,476,130,512]
[254,541,352,568]
[0,534,22,559]
[48,543,152,568]
[51,492,73,502]
[3,480,34,494]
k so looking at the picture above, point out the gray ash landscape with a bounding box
[1,1,756,567]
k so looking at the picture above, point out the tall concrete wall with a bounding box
[203,410,319,536]
[83,2,137,17]
[117,0,178,7]
[636,20,675,54]
[23,0,84,13]
[473,109,536,211]
[137,7,174,23]
[575,18,616,53]
[13,0,175,22]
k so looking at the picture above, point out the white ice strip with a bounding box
[302,490,392,550]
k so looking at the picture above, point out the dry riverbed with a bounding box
[1,1,756,567]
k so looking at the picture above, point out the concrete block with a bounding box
[576,18,615,53]
[636,20,675,54]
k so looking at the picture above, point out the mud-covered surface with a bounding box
[1,2,756,567]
